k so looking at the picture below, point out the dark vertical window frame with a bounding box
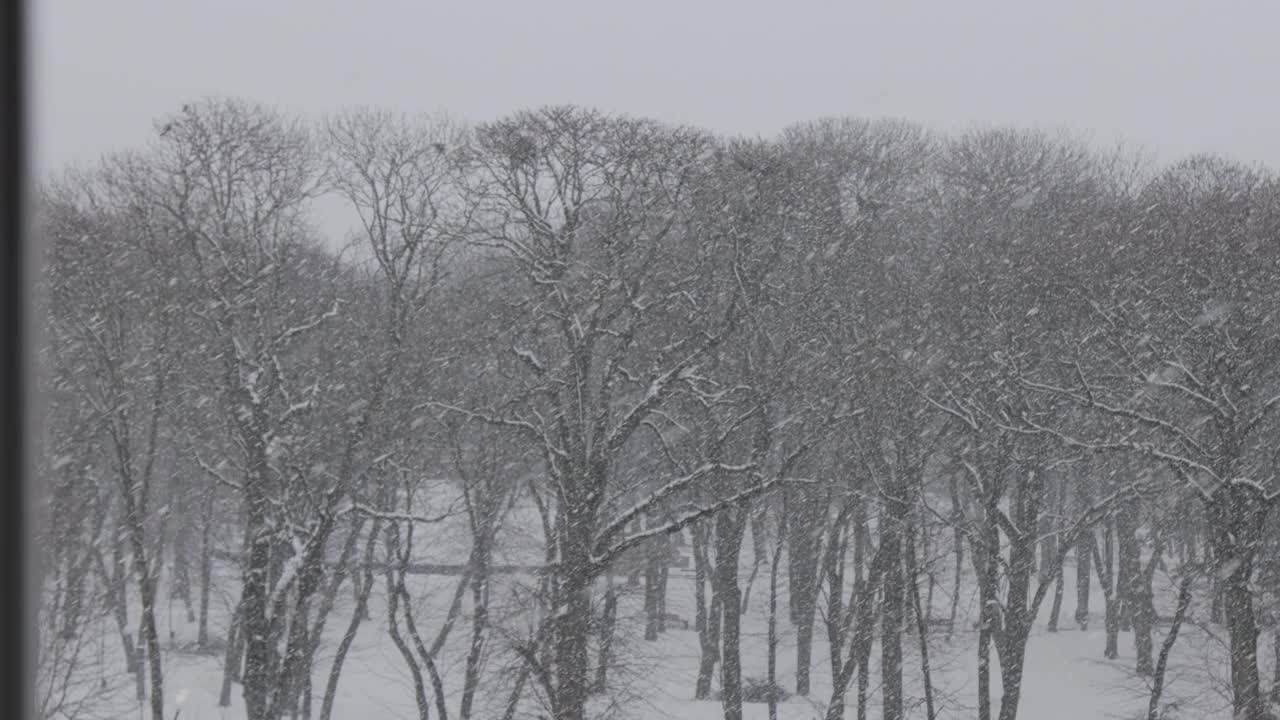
[1,0,32,717]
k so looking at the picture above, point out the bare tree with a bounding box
[37,96,1280,720]
[1013,155,1280,719]
[450,107,794,720]
[42,181,186,720]
[921,127,1143,720]
[109,98,360,720]
[316,106,468,717]
[32,406,125,720]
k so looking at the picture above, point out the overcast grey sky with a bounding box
[34,1,1280,177]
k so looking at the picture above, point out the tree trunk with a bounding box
[594,580,617,695]
[824,538,888,720]
[975,528,998,720]
[120,470,165,720]
[1147,574,1194,720]
[1132,544,1162,676]
[658,564,670,632]
[273,616,311,720]
[996,640,1029,720]
[947,474,965,639]
[1206,482,1269,720]
[906,517,936,720]
[553,502,595,720]
[351,569,369,620]
[744,507,768,617]
[692,523,721,701]
[197,488,215,649]
[1074,525,1093,630]
[99,533,139,675]
[172,490,196,625]
[767,529,783,720]
[386,569,431,720]
[239,429,278,720]
[787,488,823,697]
[1038,516,1056,587]
[61,542,93,641]
[135,631,147,702]
[922,512,935,627]
[1223,579,1262,715]
[1094,523,1120,659]
[129,530,165,720]
[995,541,1034,720]
[880,492,905,720]
[320,523,380,720]
[644,547,661,641]
[219,602,243,707]
[993,466,1051,720]
[460,541,491,718]
[303,517,370,688]
[1047,569,1065,633]
[300,669,312,720]
[1116,502,1140,635]
[856,647,870,720]
[823,512,848,685]
[795,599,816,697]
[715,508,746,720]
[1206,536,1225,624]
[1047,478,1067,633]
[854,516,872,720]
[399,581,451,720]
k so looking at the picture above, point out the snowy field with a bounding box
[64,521,1268,720]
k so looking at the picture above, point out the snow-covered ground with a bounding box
[70,526,1271,720]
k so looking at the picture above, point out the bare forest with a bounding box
[34,99,1280,720]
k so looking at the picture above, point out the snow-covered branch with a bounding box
[1145,361,1229,418]
[1244,391,1280,437]
[593,461,755,557]
[960,459,1023,540]
[350,501,461,526]
[270,299,341,349]
[913,381,978,432]
[419,401,549,449]
[595,476,796,568]
[511,346,546,375]
[1017,373,1207,459]
[1004,413,1222,498]
[604,338,725,458]
[196,455,243,492]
